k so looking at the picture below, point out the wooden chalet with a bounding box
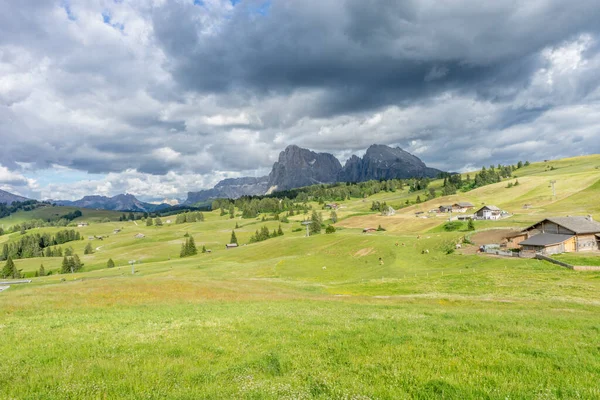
[475,205,503,220]
[452,202,474,213]
[509,216,600,255]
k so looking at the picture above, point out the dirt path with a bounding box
[470,229,521,246]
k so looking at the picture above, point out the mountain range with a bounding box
[53,194,171,213]
[185,144,442,204]
[2,144,442,211]
[0,189,30,204]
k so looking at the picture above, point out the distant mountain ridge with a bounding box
[185,144,442,204]
[54,194,170,212]
[186,176,270,205]
[0,189,30,204]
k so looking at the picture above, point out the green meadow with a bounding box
[1,156,600,399]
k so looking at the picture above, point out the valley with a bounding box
[1,155,600,399]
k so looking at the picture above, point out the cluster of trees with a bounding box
[119,212,138,221]
[60,209,82,221]
[175,212,205,224]
[370,201,390,212]
[146,217,164,226]
[61,255,84,274]
[249,225,284,243]
[180,236,198,258]
[440,162,529,195]
[0,200,48,219]
[0,230,81,261]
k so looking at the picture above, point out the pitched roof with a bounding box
[520,233,573,247]
[454,202,474,207]
[476,205,501,212]
[544,217,600,234]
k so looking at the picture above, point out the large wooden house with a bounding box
[474,205,503,220]
[512,216,600,255]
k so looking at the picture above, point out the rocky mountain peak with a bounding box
[267,145,342,192]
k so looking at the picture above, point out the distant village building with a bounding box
[225,243,238,249]
[324,203,339,210]
[439,205,453,213]
[452,202,474,213]
[166,220,172,224]
[77,222,89,227]
[514,216,600,255]
[475,205,503,220]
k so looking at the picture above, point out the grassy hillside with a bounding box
[1,155,600,399]
[0,205,134,229]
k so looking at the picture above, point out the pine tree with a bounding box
[155,218,163,226]
[146,218,153,226]
[330,210,338,223]
[467,219,475,231]
[229,205,235,219]
[2,257,16,278]
[180,242,187,258]
[39,264,45,277]
[235,222,239,229]
[107,258,115,268]
[72,254,83,271]
[230,230,238,245]
[61,256,70,274]
[65,247,73,256]
[84,242,93,255]
[187,236,197,255]
[202,245,207,254]
[277,225,284,236]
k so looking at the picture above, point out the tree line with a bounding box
[0,229,82,261]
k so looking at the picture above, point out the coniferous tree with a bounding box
[84,242,93,255]
[468,219,475,231]
[2,257,17,278]
[229,205,235,219]
[39,264,45,277]
[187,236,197,255]
[146,218,153,226]
[72,254,83,271]
[277,225,284,236]
[330,210,338,223]
[107,258,115,268]
[61,256,70,274]
[230,230,238,245]
[155,218,163,226]
[201,245,207,254]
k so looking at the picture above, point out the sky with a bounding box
[1,0,600,202]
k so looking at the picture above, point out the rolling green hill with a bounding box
[1,155,599,399]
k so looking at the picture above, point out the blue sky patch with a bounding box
[62,1,76,21]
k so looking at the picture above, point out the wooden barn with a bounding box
[517,216,600,255]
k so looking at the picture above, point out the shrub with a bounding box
[443,221,463,232]
[325,225,336,234]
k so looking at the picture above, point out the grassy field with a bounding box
[1,155,600,399]
[0,205,135,229]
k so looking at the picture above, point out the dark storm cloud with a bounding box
[1,0,600,199]
[154,0,600,117]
